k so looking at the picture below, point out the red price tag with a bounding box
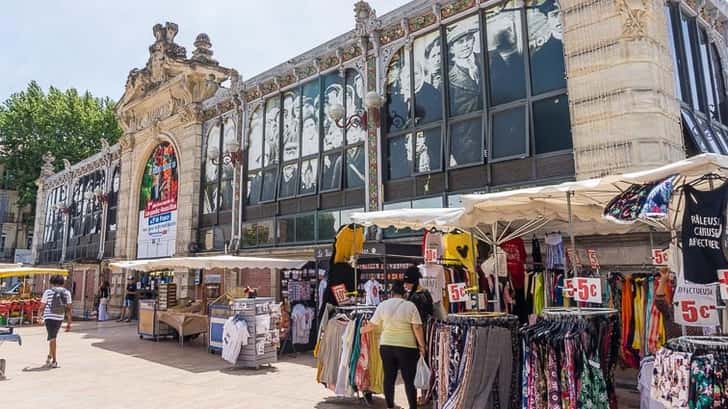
[566,248,581,268]
[447,283,467,303]
[718,269,728,301]
[330,284,348,304]
[571,277,602,304]
[587,249,599,270]
[673,283,719,327]
[564,278,574,297]
[651,248,668,266]
[424,248,438,263]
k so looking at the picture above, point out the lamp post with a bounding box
[208,141,243,253]
[326,90,385,130]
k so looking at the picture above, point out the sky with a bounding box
[0,0,410,103]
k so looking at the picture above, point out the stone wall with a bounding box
[562,0,685,178]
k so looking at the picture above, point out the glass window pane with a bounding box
[247,172,262,204]
[386,48,412,132]
[220,179,233,211]
[341,208,364,225]
[263,98,280,166]
[413,31,443,126]
[258,220,274,245]
[415,127,442,173]
[242,223,257,247]
[710,44,728,124]
[277,217,295,243]
[680,11,703,112]
[533,94,572,153]
[261,168,278,202]
[492,105,527,159]
[345,146,365,188]
[323,73,344,150]
[388,133,413,179]
[449,118,483,167]
[698,29,718,121]
[447,194,465,208]
[300,157,318,194]
[318,211,340,242]
[447,15,483,116]
[205,125,221,183]
[296,214,316,242]
[204,184,218,214]
[301,80,320,156]
[247,106,264,170]
[279,163,299,198]
[345,69,367,144]
[665,6,683,102]
[487,0,527,105]
[321,152,342,191]
[527,0,566,95]
[695,115,724,154]
[222,117,237,179]
[413,196,443,208]
[282,90,300,161]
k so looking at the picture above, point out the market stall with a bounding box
[0,266,69,326]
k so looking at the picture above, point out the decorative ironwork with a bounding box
[441,0,476,19]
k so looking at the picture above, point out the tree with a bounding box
[0,81,122,215]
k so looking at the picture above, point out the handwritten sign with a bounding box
[330,284,348,304]
[673,283,719,327]
[565,277,602,304]
[424,248,438,264]
[447,283,467,303]
[587,249,600,270]
[651,249,669,266]
[718,269,728,300]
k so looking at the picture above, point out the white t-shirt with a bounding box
[370,298,422,348]
[418,264,446,304]
[290,304,315,344]
[364,279,384,305]
[41,287,72,321]
[222,317,250,364]
[423,231,444,261]
[481,252,508,278]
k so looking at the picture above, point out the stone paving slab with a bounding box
[0,321,641,408]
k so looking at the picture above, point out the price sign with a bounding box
[563,278,574,297]
[424,248,438,263]
[673,283,719,327]
[587,249,600,270]
[651,248,669,266]
[330,284,348,304]
[566,248,582,268]
[447,282,467,303]
[571,277,602,304]
[718,269,728,301]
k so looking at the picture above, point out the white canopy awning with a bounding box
[350,208,464,230]
[110,255,308,272]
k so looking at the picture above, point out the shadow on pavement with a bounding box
[72,321,317,374]
[22,365,54,372]
[314,395,391,408]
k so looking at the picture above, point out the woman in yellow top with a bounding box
[361,281,426,409]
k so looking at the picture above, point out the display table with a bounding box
[157,311,209,347]
[138,299,174,341]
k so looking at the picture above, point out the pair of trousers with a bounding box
[380,345,419,409]
[459,326,513,408]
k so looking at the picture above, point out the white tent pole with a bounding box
[566,191,578,308]
[492,222,501,313]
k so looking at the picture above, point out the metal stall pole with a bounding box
[566,191,577,308]
[491,223,502,313]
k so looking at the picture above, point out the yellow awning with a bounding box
[0,267,69,279]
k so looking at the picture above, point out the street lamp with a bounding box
[327,90,385,130]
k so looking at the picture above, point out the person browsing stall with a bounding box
[403,266,434,325]
[37,275,72,368]
[360,280,426,409]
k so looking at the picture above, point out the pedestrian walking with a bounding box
[97,281,110,321]
[37,275,72,368]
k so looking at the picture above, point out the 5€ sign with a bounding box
[447,283,467,303]
[564,277,602,304]
[673,283,719,327]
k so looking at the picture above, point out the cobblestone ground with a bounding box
[1,321,640,408]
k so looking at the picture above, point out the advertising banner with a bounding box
[137,142,178,259]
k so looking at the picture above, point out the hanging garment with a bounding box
[603,177,675,223]
[533,272,545,316]
[419,264,446,304]
[221,317,250,364]
[443,230,478,284]
[577,352,610,409]
[532,236,544,272]
[621,276,639,368]
[680,183,728,284]
[290,304,315,344]
[639,176,676,219]
[335,319,357,396]
[501,237,527,289]
[481,251,508,279]
[632,278,645,352]
[545,233,566,270]
[423,230,444,261]
[332,224,365,264]
[363,279,384,305]
[458,326,513,408]
[318,318,349,385]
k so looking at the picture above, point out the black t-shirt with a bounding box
[100,287,110,298]
[125,283,137,301]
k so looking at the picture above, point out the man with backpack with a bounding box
[37,275,72,368]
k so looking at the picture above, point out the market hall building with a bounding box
[30,0,728,316]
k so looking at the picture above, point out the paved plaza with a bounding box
[1,321,641,408]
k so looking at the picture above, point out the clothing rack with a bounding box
[542,307,618,318]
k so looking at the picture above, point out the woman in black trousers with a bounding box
[361,281,426,409]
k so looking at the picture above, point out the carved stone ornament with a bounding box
[62,159,72,171]
[119,133,136,152]
[191,33,219,65]
[616,0,650,40]
[100,138,110,152]
[115,22,233,133]
[180,102,204,123]
[354,1,381,38]
[41,152,56,177]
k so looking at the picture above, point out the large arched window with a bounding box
[67,169,105,260]
[104,166,120,258]
[40,185,66,263]
[384,0,572,184]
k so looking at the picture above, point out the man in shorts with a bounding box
[118,276,137,322]
[38,275,72,368]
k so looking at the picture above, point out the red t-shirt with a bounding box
[501,238,526,289]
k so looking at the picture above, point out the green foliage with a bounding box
[0,81,122,212]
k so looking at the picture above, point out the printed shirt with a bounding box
[41,287,72,321]
[418,264,446,304]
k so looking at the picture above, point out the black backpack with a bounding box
[50,289,68,315]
